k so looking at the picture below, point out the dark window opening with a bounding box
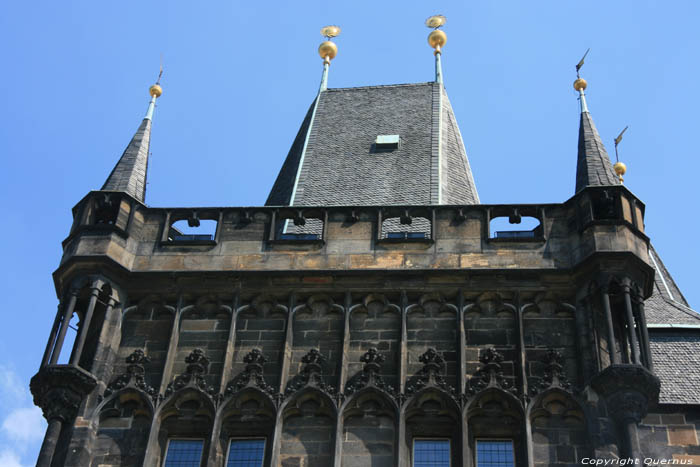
[387,232,427,240]
[274,217,324,242]
[475,439,514,467]
[226,439,265,467]
[490,216,541,239]
[164,439,204,467]
[591,190,618,220]
[414,439,450,467]
[93,198,119,225]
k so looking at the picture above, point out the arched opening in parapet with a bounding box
[489,215,541,239]
[528,389,590,464]
[168,218,218,242]
[381,216,431,240]
[341,390,398,466]
[404,389,461,466]
[280,389,336,466]
[92,390,152,466]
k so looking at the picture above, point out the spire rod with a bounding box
[573,49,590,113]
[318,26,340,92]
[146,64,163,120]
[426,15,447,84]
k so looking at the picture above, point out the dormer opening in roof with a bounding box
[318,25,340,92]
[426,15,447,84]
[374,134,400,152]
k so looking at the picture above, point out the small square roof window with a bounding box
[375,134,400,150]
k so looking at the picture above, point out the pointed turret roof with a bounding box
[101,84,161,203]
[574,81,619,193]
[265,82,479,207]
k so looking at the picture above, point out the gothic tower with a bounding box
[31,19,700,467]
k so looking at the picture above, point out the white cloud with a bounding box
[0,449,28,467]
[0,366,27,405]
[2,407,45,443]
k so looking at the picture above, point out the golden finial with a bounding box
[319,25,340,63]
[573,78,587,91]
[613,126,629,183]
[426,15,447,53]
[149,62,164,98]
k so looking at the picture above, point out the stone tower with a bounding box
[31,22,700,467]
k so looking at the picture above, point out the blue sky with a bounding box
[1,1,699,464]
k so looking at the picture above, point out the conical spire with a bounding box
[101,79,162,203]
[573,74,619,193]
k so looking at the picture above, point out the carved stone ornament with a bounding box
[224,349,277,398]
[164,349,217,399]
[30,365,97,423]
[285,349,336,397]
[529,349,571,396]
[345,348,396,397]
[406,348,456,399]
[590,364,661,424]
[105,350,157,399]
[465,347,516,397]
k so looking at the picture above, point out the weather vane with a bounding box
[318,25,341,92]
[613,126,629,183]
[426,15,447,84]
[576,48,590,78]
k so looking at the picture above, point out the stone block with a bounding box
[668,425,699,446]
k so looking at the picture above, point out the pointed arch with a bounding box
[340,387,399,466]
[527,388,590,464]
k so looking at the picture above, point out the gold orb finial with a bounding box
[613,161,626,183]
[149,84,162,98]
[425,15,446,29]
[573,78,587,91]
[318,41,338,60]
[428,30,447,49]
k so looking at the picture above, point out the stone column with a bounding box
[41,305,62,368]
[49,290,78,365]
[71,279,103,366]
[600,288,620,365]
[622,282,641,365]
[636,297,653,371]
[36,419,62,467]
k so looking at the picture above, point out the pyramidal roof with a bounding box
[101,117,152,203]
[575,103,620,193]
[266,82,479,207]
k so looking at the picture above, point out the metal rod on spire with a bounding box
[318,26,340,92]
[146,64,163,121]
[426,15,447,84]
[573,49,590,113]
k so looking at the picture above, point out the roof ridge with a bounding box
[326,82,435,92]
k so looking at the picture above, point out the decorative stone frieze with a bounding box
[163,349,216,399]
[104,350,157,399]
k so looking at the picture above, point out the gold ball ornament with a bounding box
[428,30,447,49]
[613,161,627,176]
[318,41,338,60]
[149,84,163,98]
[573,78,587,91]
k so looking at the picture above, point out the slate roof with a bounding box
[645,244,700,325]
[575,111,619,193]
[650,333,700,404]
[266,82,479,207]
[101,117,151,203]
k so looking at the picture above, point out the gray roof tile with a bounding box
[575,111,619,193]
[101,118,151,203]
[266,82,478,207]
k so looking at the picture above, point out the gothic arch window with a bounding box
[404,389,461,466]
[466,389,525,467]
[217,388,275,466]
[156,389,215,467]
